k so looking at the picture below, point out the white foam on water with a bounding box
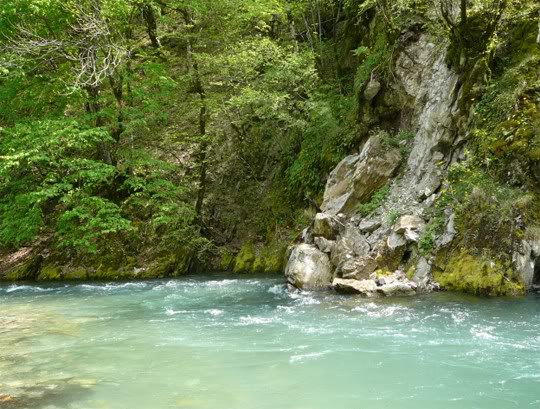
[288,291,321,305]
[267,284,287,296]
[276,305,295,314]
[5,284,54,293]
[206,279,238,287]
[238,315,276,325]
[289,351,329,364]
[471,325,498,340]
[205,309,224,316]
[165,307,189,316]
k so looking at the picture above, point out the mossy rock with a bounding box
[37,264,62,281]
[262,252,285,273]
[64,269,88,280]
[219,250,235,272]
[4,256,42,280]
[252,256,265,273]
[143,253,189,278]
[434,249,525,296]
[233,242,255,273]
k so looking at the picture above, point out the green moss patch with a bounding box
[434,249,524,296]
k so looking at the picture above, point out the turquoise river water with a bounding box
[1,275,539,409]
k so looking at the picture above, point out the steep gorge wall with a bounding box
[285,29,538,296]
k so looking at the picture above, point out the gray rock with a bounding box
[301,228,313,245]
[313,213,339,239]
[363,79,381,101]
[285,244,334,290]
[358,219,381,233]
[320,155,359,215]
[394,215,426,234]
[438,211,456,247]
[378,281,417,296]
[513,239,540,289]
[342,256,377,280]
[413,257,433,291]
[314,236,335,254]
[333,278,378,297]
[321,137,401,215]
[404,229,420,243]
[331,226,370,268]
[416,168,442,200]
[387,232,407,251]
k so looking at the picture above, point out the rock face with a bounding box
[283,33,456,296]
[283,30,538,295]
[321,137,401,216]
[513,239,540,288]
[285,244,333,290]
[313,213,339,239]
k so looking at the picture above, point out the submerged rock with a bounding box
[285,244,333,290]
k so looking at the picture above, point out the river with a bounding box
[1,275,539,408]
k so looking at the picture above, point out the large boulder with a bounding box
[513,239,540,289]
[314,236,335,254]
[342,256,377,280]
[331,226,370,269]
[313,213,339,239]
[333,278,378,297]
[378,281,417,296]
[394,215,425,234]
[285,244,334,290]
[321,137,401,215]
[413,257,432,291]
[358,219,381,234]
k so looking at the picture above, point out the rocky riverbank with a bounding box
[284,33,538,297]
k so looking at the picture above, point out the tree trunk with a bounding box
[460,0,467,31]
[183,11,208,223]
[537,9,540,44]
[109,73,125,143]
[194,98,208,220]
[142,3,160,48]
[85,85,113,165]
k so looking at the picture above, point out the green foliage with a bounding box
[379,129,415,156]
[387,209,401,225]
[0,119,114,248]
[284,91,356,200]
[357,185,390,217]
[56,196,132,254]
[354,28,394,94]
[438,159,539,260]
[418,216,445,255]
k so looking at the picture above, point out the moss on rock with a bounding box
[219,250,235,272]
[37,264,62,281]
[233,242,255,273]
[262,251,285,273]
[4,256,42,281]
[64,269,88,280]
[434,249,524,296]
